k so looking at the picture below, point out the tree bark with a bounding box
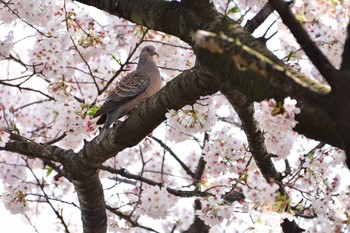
[4,1,348,232]
[75,0,341,148]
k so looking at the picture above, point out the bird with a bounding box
[94,45,162,142]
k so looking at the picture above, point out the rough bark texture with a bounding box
[76,0,340,147]
[3,0,350,232]
[220,85,281,181]
[74,68,222,232]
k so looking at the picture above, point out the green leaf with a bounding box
[45,167,53,177]
[272,101,285,115]
[228,5,239,14]
[84,104,101,116]
[286,50,296,61]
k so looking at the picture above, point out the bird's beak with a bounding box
[152,51,159,57]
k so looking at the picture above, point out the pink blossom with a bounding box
[3,182,28,214]
[254,97,300,159]
[0,128,10,147]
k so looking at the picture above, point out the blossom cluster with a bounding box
[242,170,280,206]
[196,195,234,227]
[3,182,28,214]
[0,154,29,214]
[137,185,176,219]
[165,96,217,135]
[203,129,250,177]
[290,147,350,230]
[1,0,350,232]
[195,169,292,231]
[254,97,300,160]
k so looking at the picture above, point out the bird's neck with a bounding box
[137,56,157,71]
[138,55,154,66]
[138,57,147,65]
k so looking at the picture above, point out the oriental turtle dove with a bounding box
[94,45,162,142]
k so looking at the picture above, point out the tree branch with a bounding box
[244,2,275,33]
[57,67,221,232]
[220,84,304,232]
[341,22,350,71]
[74,0,341,148]
[0,80,55,100]
[220,85,282,181]
[195,30,327,103]
[71,173,107,233]
[268,0,338,87]
[149,135,195,178]
[81,68,222,163]
[1,139,65,162]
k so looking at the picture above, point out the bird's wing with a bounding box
[94,71,150,117]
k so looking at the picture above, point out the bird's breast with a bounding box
[146,74,162,95]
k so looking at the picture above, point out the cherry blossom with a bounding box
[195,195,232,227]
[0,0,349,232]
[254,97,300,160]
[203,128,250,177]
[138,185,176,219]
[165,96,217,134]
[3,181,28,214]
[0,128,10,147]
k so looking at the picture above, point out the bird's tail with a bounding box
[95,109,123,144]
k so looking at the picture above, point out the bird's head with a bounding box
[141,45,159,57]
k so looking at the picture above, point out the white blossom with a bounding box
[166,97,217,134]
[0,128,10,147]
[254,97,300,160]
[3,182,28,214]
[138,186,175,219]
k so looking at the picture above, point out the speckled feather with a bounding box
[94,72,150,118]
[94,45,162,130]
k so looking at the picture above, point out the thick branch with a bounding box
[220,85,304,232]
[2,139,65,162]
[244,2,274,33]
[59,68,221,232]
[195,30,328,103]
[80,68,222,163]
[341,22,350,71]
[181,0,211,8]
[74,0,341,148]
[220,85,281,181]
[71,173,107,233]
